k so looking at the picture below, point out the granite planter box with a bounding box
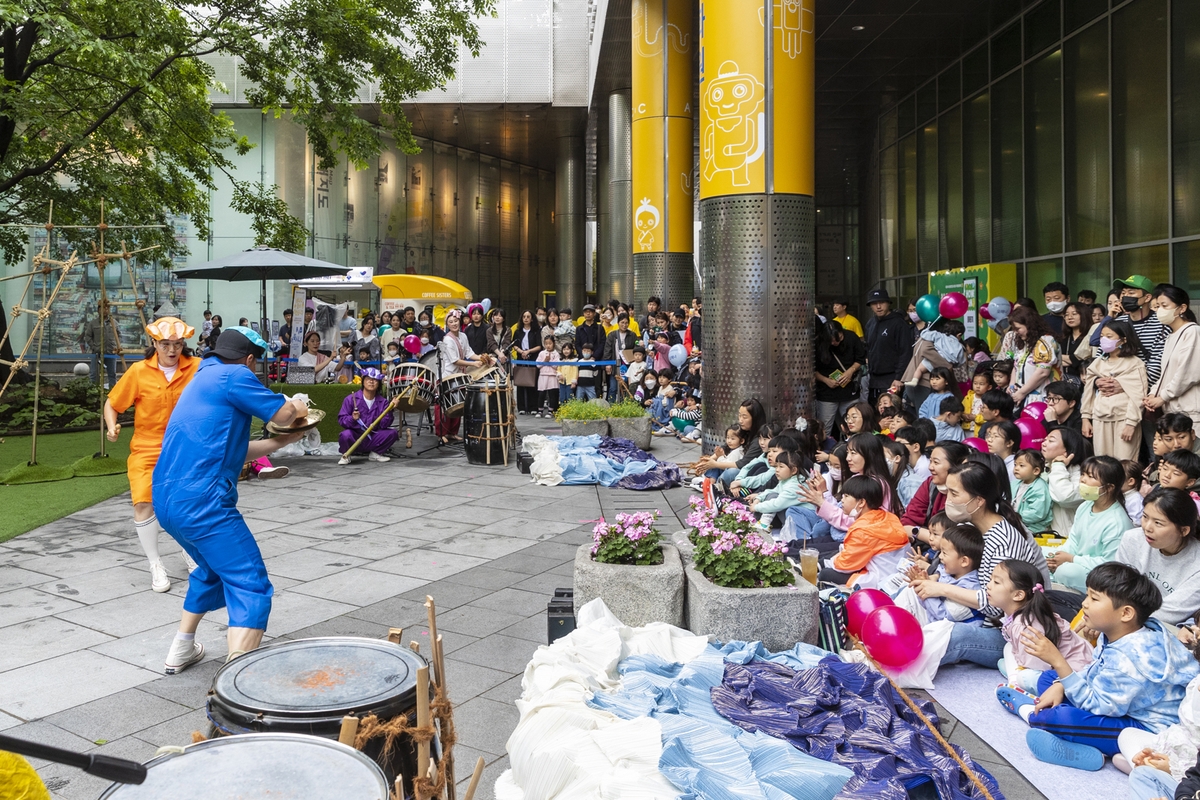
[684,563,819,651]
[561,419,609,437]
[573,543,685,628]
[607,416,653,450]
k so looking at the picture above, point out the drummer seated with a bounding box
[337,368,397,465]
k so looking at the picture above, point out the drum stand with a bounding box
[417,353,464,458]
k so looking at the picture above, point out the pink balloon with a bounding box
[963,437,988,453]
[939,292,969,320]
[403,334,421,355]
[861,605,925,670]
[1014,417,1047,450]
[1022,402,1049,422]
[846,589,894,638]
[979,305,993,321]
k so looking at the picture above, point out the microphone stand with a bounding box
[0,733,147,785]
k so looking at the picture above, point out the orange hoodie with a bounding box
[831,508,909,575]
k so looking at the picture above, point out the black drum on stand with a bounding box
[205,637,437,793]
[464,375,513,466]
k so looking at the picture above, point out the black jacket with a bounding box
[464,322,489,357]
[603,329,637,363]
[815,332,868,403]
[1176,751,1200,799]
[575,322,604,355]
[865,310,915,390]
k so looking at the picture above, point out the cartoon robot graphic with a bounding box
[762,0,815,60]
[702,61,765,187]
[635,198,662,251]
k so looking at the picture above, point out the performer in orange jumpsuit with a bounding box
[103,317,200,593]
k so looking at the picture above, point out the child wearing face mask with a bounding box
[1045,456,1131,593]
[815,475,908,589]
[1081,320,1148,461]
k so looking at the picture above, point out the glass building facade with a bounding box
[875,0,1200,309]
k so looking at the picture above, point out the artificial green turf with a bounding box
[0,431,132,543]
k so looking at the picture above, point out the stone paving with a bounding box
[0,416,1045,799]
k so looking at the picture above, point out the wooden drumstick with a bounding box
[338,715,359,747]
[343,394,402,458]
[461,757,485,800]
[415,665,431,800]
[424,596,440,686]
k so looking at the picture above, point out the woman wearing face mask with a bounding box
[1145,285,1200,438]
[920,462,1051,667]
[900,441,971,536]
[1081,319,1147,460]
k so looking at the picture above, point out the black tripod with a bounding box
[417,340,465,457]
[0,732,146,785]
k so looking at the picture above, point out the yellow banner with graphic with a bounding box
[666,116,694,252]
[772,0,814,196]
[632,0,664,122]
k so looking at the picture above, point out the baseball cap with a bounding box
[866,288,891,304]
[583,304,596,312]
[1114,275,1155,293]
[359,367,384,382]
[205,327,268,360]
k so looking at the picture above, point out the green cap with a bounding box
[1114,275,1154,293]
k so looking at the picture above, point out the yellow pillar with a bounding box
[698,0,816,439]
[631,0,694,305]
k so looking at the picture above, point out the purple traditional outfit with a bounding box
[337,389,398,455]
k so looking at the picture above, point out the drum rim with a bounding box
[209,637,427,719]
[97,733,389,798]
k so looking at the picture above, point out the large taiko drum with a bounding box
[464,375,513,466]
[204,638,437,791]
[97,733,389,799]
[387,363,435,413]
[437,373,475,418]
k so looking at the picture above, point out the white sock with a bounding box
[167,631,196,663]
[135,516,162,564]
[1019,704,1034,723]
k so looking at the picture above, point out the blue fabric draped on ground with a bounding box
[548,435,682,489]
[711,658,1004,800]
[586,641,854,800]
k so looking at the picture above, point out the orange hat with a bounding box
[145,317,194,341]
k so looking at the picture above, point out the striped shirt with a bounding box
[977,518,1052,618]
[1116,313,1168,385]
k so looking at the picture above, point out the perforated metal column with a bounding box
[606,90,633,302]
[556,135,586,312]
[700,194,814,450]
[633,252,694,307]
[595,121,611,305]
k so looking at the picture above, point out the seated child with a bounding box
[894,424,933,506]
[1159,412,1199,455]
[725,423,781,496]
[991,559,1093,693]
[963,368,996,436]
[917,366,959,420]
[625,345,647,389]
[895,523,985,625]
[1156,449,1200,515]
[816,475,908,589]
[1115,660,1200,797]
[1012,449,1054,534]
[749,451,807,529]
[932,396,966,443]
[670,393,702,442]
[1046,456,1131,594]
[785,444,847,551]
[881,511,952,596]
[1121,460,1145,525]
[986,420,1021,481]
[998,563,1200,770]
[980,388,1016,427]
[649,368,677,431]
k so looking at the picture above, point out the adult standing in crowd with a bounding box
[436,309,485,442]
[1145,284,1200,437]
[832,298,864,338]
[1113,275,1168,386]
[418,309,443,345]
[899,317,964,415]
[1041,281,1070,336]
[685,304,702,354]
[603,314,637,400]
[1004,306,1061,407]
[864,288,914,404]
[464,304,489,357]
[638,296,661,332]
[575,304,605,397]
[513,310,543,415]
[486,308,514,375]
[814,320,866,439]
[1058,302,1090,384]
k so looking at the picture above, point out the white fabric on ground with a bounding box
[523,435,565,486]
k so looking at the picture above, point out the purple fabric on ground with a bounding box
[711,658,1003,800]
[598,436,683,489]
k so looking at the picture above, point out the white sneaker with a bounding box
[164,641,205,675]
[338,455,351,465]
[181,550,198,574]
[518,410,526,415]
[257,465,290,480]
[149,561,171,593]
[368,451,391,463]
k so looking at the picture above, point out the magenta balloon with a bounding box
[861,605,925,670]
[846,588,894,638]
[403,334,421,355]
[939,292,969,320]
[1022,402,1049,422]
[963,437,988,453]
[978,305,993,320]
[1014,417,1047,450]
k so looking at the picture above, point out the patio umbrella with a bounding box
[172,246,348,368]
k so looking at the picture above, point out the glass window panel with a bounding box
[939,64,961,113]
[431,143,456,280]
[406,144,433,274]
[1026,0,1062,59]
[1026,50,1063,257]
[965,93,992,264]
[939,106,964,268]
[377,144,406,274]
[900,133,918,273]
[1114,244,1170,284]
[1064,19,1110,251]
[918,122,939,270]
[1026,260,1064,310]
[1173,0,1200,236]
[880,107,898,148]
[917,82,938,125]
[1065,0,1107,34]
[1172,240,1200,299]
[881,144,898,277]
[1066,252,1110,300]
[1112,0,1169,245]
[992,74,1024,260]
[992,23,1023,78]
[964,46,990,97]
[899,96,917,135]
[456,149,479,291]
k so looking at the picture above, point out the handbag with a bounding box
[514,365,538,388]
[817,586,851,653]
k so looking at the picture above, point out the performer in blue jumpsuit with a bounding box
[154,328,309,674]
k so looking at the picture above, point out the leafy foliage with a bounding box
[0,0,491,262]
[0,378,105,432]
[555,398,608,421]
[687,497,795,589]
[591,511,663,566]
[605,398,648,418]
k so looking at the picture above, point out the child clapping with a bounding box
[898,524,986,624]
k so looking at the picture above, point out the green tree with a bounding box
[0,0,490,262]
